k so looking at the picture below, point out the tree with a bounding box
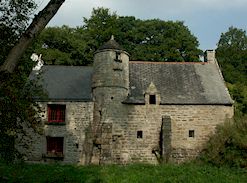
[0,0,37,65]
[33,26,89,65]
[31,8,202,66]
[80,8,202,64]
[217,27,247,50]
[129,20,201,61]
[1,0,65,73]
[216,27,247,114]
[0,68,45,161]
[0,0,64,161]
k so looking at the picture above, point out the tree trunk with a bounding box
[0,0,65,73]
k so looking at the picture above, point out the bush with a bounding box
[201,115,247,168]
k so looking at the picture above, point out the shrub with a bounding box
[200,115,247,168]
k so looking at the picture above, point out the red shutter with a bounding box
[48,106,51,121]
[48,105,66,123]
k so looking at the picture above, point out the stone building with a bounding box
[17,37,234,164]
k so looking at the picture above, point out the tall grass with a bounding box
[0,161,246,183]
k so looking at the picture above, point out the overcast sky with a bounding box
[36,0,247,50]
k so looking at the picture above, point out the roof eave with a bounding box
[34,98,93,102]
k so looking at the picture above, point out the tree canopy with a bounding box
[33,25,89,65]
[0,0,37,65]
[216,26,247,114]
[33,7,202,66]
[0,0,47,161]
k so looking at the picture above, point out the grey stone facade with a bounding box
[16,101,93,164]
[17,38,234,164]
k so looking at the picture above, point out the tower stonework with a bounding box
[92,37,130,164]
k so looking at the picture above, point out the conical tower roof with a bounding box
[98,35,124,51]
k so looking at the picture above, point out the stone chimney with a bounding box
[204,50,216,63]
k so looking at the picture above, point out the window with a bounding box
[48,104,66,123]
[46,137,64,156]
[149,95,156,104]
[189,130,195,138]
[114,51,122,62]
[137,131,143,138]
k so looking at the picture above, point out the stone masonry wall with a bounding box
[109,104,233,164]
[92,87,129,164]
[17,101,233,164]
[16,101,94,164]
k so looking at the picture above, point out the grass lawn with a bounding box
[0,162,246,183]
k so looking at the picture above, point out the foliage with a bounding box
[33,25,90,65]
[32,7,202,66]
[0,0,36,64]
[0,162,246,183]
[82,8,200,61]
[0,0,45,162]
[217,27,247,84]
[83,8,202,62]
[0,0,36,32]
[200,115,247,168]
[203,26,247,165]
[216,27,247,114]
[0,58,45,162]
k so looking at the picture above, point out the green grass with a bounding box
[0,162,246,183]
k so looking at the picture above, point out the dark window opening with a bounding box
[149,95,156,104]
[114,51,122,62]
[137,131,143,138]
[48,104,66,123]
[189,130,195,138]
[46,137,64,156]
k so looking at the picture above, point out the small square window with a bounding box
[46,137,64,156]
[48,104,66,123]
[189,130,195,138]
[137,131,143,138]
[149,95,156,104]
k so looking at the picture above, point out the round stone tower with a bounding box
[90,36,130,164]
[92,36,130,102]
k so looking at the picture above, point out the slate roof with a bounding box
[97,36,124,51]
[32,61,233,105]
[30,65,93,101]
[126,61,233,105]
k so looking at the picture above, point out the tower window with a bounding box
[189,130,195,138]
[137,131,143,138]
[114,51,122,63]
[149,95,156,104]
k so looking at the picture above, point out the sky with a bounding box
[36,0,247,50]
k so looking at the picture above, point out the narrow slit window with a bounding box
[189,130,195,138]
[115,51,122,62]
[137,131,143,138]
[149,95,156,104]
